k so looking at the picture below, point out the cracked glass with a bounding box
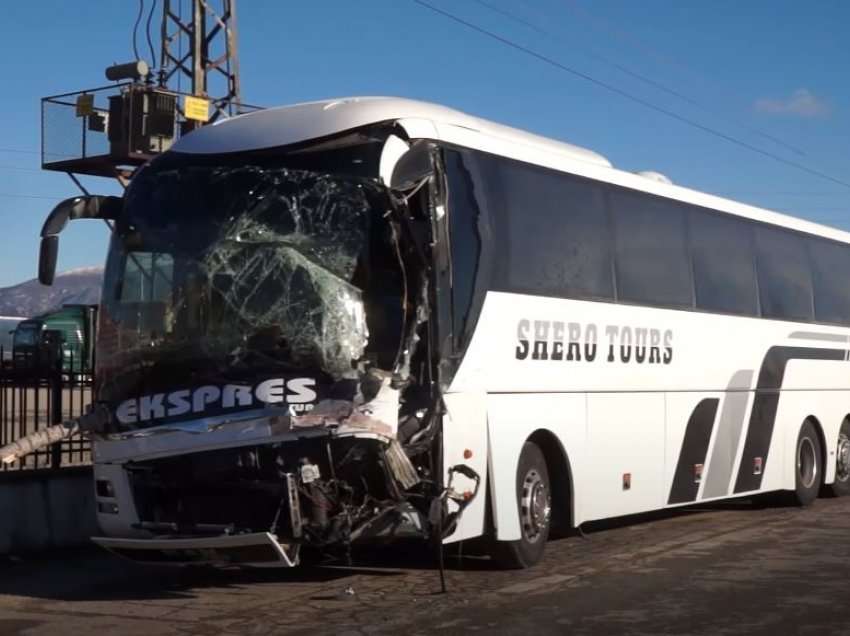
[98,162,391,428]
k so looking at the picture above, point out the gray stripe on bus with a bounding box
[788,331,849,343]
[701,369,754,500]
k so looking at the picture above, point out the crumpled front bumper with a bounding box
[92,532,300,568]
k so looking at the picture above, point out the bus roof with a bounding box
[172,96,612,167]
[172,96,850,246]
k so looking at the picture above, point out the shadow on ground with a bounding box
[0,495,776,604]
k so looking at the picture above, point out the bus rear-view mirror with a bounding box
[38,236,59,286]
[38,195,122,286]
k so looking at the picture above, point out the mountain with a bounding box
[0,266,103,318]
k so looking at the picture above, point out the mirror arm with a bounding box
[40,195,122,238]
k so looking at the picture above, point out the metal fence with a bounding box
[0,347,92,472]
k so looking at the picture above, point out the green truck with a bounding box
[12,305,97,373]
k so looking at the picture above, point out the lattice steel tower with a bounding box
[159,0,242,123]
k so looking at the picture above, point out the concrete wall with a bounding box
[0,467,98,554]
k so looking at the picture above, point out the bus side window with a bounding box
[754,226,814,322]
[690,209,758,316]
[487,156,613,302]
[610,189,693,309]
[808,238,850,324]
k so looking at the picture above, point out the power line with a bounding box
[0,165,44,173]
[413,0,850,191]
[146,0,158,68]
[470,0,806,157]
[564,0,749,103]
[561,0,830,160]
[0,193,62,200]
[133,0,144,61]
[0,148,40,155]
[470,0,546,34]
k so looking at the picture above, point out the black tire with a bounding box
[491,441,551,569]
[829,421,850,497]
[794,420,823,507]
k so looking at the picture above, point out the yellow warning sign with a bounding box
[184,95,210,122]
[75,93,94,117]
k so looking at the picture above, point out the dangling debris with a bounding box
[0,405,110,465]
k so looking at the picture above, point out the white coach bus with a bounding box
[37,97,850,569]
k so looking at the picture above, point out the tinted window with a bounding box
[119,252,174,302]
[490,158,613,299]
[809,238,850,323]
[690,209,758,315]
[446,150,484,347]
[611,189,693,307]
[755,226,813,321]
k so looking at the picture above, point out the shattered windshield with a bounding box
[98,160,399,428]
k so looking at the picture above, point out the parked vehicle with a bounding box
[13,305,97,373]
[0,317,23,360]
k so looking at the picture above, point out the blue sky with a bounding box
[0,0,848,287]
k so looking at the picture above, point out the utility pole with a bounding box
[40,0,245,181]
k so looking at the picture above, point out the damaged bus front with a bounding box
[46,125,484,567]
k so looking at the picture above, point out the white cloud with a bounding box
[754,88,831,118]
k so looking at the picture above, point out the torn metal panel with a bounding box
[393,275,430,388]
[93,532,301,568]
[287,372,400,438]
[289,400,354,429]
[385,438,420,490]
[341,373,401,437]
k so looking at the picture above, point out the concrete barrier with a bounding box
[0,467,98,554]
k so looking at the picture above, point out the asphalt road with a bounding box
[1,495,849,635]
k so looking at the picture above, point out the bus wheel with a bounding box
[829,422,850,497]
[794,420,822,507]
[492,441,551,569]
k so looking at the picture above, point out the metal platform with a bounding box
[42,83,262,179]
[41,84,165,178]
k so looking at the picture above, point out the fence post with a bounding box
[50,370,62,470]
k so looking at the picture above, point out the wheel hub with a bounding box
[837,433,850,483]
[521,469,551,543]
